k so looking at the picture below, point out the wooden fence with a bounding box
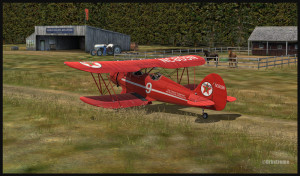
[114,46,249,60]
[204,54,297,69]
[257,54,298,69]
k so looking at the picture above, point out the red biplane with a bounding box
[64,55,236,119]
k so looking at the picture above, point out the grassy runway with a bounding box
[3,48,297,173]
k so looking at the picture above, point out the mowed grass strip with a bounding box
[3,85,297,173]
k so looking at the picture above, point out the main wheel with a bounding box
[90,49,97,56]
[113,45,122,54]
[97,49,102,56]
[203,113,208,119]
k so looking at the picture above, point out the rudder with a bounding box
[194,73,227,111]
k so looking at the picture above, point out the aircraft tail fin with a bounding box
[194,73,228,111]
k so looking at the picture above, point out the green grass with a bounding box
[3,48,298,173]
[3,50,297,119]
[3,89,297,173]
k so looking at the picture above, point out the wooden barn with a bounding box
[248,26,297,56]
[26,25,131,52]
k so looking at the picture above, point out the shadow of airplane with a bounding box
[144,103,241,123]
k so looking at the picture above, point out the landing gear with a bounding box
[202,113,208,119]
[202,108,208,119]
[195,109,208,122]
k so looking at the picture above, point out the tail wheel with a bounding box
[97,49,102,56]
[90,49,97,56]
[113,45,122,54]
[202,113,208,119]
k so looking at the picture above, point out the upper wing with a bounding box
[64,55,205,73]
[80,92,152,109]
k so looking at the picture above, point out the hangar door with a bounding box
[36,36,85,51]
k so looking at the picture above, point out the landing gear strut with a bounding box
[202,109,208,119]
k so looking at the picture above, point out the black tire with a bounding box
[203,113,208,119]
[90,49,97,56]
[113,45,122,54]
[107,46,114,55]
[97,49,102,56]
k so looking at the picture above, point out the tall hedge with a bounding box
[3,3,297,46]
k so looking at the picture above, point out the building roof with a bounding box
[248,26,297,42]
[33,25,130,37]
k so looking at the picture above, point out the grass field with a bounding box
[3,47,298,173]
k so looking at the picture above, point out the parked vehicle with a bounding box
[90,44,122,56]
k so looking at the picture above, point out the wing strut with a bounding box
[91,72,103,95]
[194,67,196,89]
[97,73,103,95]
[178,67,186,84]
[186,67,190,85]
[90,72,118,102]
[98,73,116,102]
[106,73,121,107]
[147,67,155,74]
[177,68,179,83]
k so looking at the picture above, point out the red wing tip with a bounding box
[64,62,71,66]
[227,96,237,102]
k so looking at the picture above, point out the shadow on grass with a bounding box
[145,103,241,123]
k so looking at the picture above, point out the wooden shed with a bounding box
[248,26,297,56]
[26,25,131,52]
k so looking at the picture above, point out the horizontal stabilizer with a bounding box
[227,96,236,102]
[80,92,151,109]
[187,93,215,107]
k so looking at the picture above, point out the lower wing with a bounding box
[80,92,152,109]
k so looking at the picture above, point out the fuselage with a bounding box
[110,72,196,107]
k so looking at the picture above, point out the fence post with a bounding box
[221,47,222,53]
[281,55,283,68]
[172,50,173,55]
[266,57,268,68]
[274,56,276,67]
[257,58,260,70]
[187,49,189,54]
[288,55,290,66]
[180,49,181,55]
